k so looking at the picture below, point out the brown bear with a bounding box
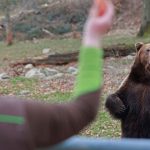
[105,42,150,138]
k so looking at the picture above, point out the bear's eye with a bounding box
[146,49,150,52]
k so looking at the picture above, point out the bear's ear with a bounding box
[135,42,144,51]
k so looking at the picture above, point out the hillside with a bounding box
[111,0,142,36]
[0,0,143,40]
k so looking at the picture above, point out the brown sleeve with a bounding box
[25,90,100,147]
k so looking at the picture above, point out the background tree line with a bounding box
[0,0,149,45]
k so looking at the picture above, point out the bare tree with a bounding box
[0,0,17,45]
[5,2,13,45]
[138,0,150,37]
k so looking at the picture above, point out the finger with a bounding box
[89,2,99,17]
[103,0,114,20]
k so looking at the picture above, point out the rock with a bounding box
[25,68,60,79]
[107,66,115,70]
[41,3,48,8]
[19,90,30,96]
[130,53,136,56]
[46,73,64,80]
[40,68,59,77]
[67,67,78,75]
[33,38,39,44]
[123,55,135,60]
[0,73,10,80]
[25,68,45,78]
[42,48,50,54]
[24,64,34,70]
[109,57,116,61]
[42,29,55,37]
[126,55,134,60]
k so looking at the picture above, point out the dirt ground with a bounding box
[0,54,135,99]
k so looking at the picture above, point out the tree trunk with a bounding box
[5,6,13,46]
[138,0,150,37]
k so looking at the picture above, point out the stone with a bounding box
[126,55,134,60]
[24,64,34,70]
[40,68,59,77]
[42,48,50,54]
[46,73,64,80]
[107,66,115,70]
[0,73,10,80]
[67,67,78,75]
[25,68,45,78]
[19,90,30,96]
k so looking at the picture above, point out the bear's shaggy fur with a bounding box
[105,42,150,138]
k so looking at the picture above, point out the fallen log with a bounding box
[104,43,135,57]
[10,44,136,67]
[10,52,78,67]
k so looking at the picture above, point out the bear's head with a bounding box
[134,42,150,74]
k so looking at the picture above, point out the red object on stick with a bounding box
[95,0,107,16]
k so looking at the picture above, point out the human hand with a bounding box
[82,0,114,48]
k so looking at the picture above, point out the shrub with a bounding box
[51,23,72,35]
[13,23,33,33]
[27,27,43,39]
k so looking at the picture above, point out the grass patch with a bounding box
[0,38,80,67]
[82,111,121,138]
[0,35,150,65]
[103,35,150,47]
[0,77,37,95]
[1,35,150,64]
[10,76,37,84]
[31,92,72,103]
[81,95,121,138]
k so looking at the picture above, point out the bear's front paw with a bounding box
[105,94,126,117]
